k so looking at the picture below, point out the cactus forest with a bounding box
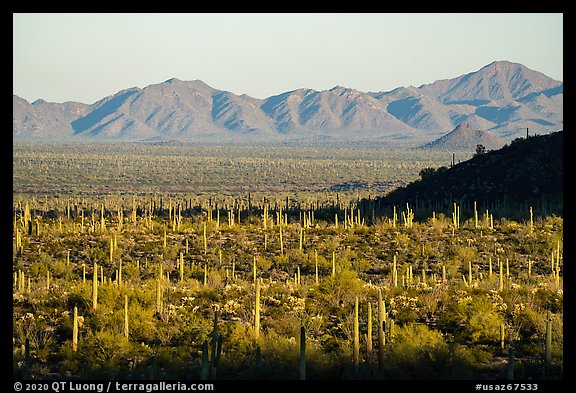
[13,142,562,380]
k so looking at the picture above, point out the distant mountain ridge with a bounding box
[13,60,563,145]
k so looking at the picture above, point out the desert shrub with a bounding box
[437,290,504,344]
[73,330,150,378]
[313,268,365,309]
[532,285,563,313]
[466,296,503,343]
[381,323,474,379]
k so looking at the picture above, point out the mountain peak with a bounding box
[13,61,563,143]
[478,60,529,77]
[420,121,505,151]
[453,121,474,131]
[484,59,520,68]
[160,78,213,89]
[329,85,347,91]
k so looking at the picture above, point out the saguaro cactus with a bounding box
[279,225,284,255]
[507,345,515,380]
[393,253,398,288]
[332,251,336,277]
[545,311,552,377]
[118,259,123,287]
[367,302,373,359]
[299,325,306,380]
[378,289,385,373]
[474,201,478,229]
[179,252,184,283]
[156,278,163,315]
[92,262,98,310]
[73,306,79,352]
[315,250,319,285]
[123,295,129,338]
[209,310,221,380]
[499,259,504,292]
[353,296,359,369]
[101,204,105,231]
[200,340,209,380]
[255,279,261,340]
[203,222,208,255]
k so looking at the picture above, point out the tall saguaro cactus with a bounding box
[299,325,306,380]
[353,296,359,369]
[367,302,373,360]
[378,289,385,373]
[332,251,336,277]
[118,259,123,287]
[92,262,98,310]
[507,345,515,380]
[123,295,129,338]
[393,253,398,288]
[545,311,552,378]
[255,279,261,340]
[179,252,184,283]
[474,201,478,229]
[315,250,319,285]
[72,306,79,352]
[279,225,284,255]
[209,310,221,380]
[499,258,504,292]
[156,278,163,315]
[200,340,209,380]
[203,222,208,255]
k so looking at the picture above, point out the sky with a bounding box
[13,13,563,105]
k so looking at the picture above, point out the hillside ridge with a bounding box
[362,130,563,217]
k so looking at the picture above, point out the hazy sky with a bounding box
[13,13,563,104]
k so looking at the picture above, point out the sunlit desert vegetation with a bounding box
[12,143,562,380]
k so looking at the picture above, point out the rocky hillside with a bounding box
[364,131,563,217]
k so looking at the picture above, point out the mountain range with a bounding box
[13,60,563,146]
